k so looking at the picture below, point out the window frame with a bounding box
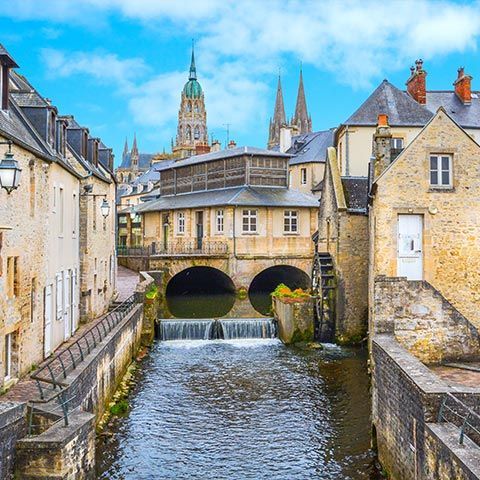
[177,211,185,235]
[215,209,224,234]
[242,209,257,233]
[300,167,307,185]
[284,210,299,234]
[429,154,453,188]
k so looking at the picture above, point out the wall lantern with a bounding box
[129,210,137,220]
[0,141,21,194]
[100,198,110,218]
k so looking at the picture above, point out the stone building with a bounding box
[116,135,155,184]
[369,109,480,329]
[336,61,480,176]
[0,45,116,390]
[315,147,369,340]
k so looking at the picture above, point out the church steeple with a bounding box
[291,67,312,134]
[131,133,139,170]
[189,42,197,81]
[268,75,286,148]
[122,137,129,163]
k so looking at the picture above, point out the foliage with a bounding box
[146,283,159,300]
[236,286,248,300]
[109,399,129,416]
[271,283,310,299]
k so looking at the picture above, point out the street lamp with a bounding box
[129,210,136,220]
[0,141,21,194]
[100,198,110,218]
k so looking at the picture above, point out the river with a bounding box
[96,338,377,479]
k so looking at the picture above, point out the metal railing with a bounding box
[117,240,229,257]
[31,293,140,401]
[437,393,480,446]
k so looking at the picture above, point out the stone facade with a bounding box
[316,147,368,340]
[0,402,27,478]
[370,109,480,329]
[273,296,314,344]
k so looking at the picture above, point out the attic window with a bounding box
[430,154,452,188]
[82,131,88,158]
[49,111,56,148]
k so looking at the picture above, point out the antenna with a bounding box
[223,123,231,148]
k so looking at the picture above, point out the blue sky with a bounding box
[1,0,480,166]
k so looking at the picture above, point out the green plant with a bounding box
[109,399,129,416]
[145,283,159,300]
[271,283,311,299]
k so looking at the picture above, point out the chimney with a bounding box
[406,59,427,104]
[211,139,221,152]
[279,125,293,153]
[228,140,237,149]
[454,67,472,105]
[373,114,392,179]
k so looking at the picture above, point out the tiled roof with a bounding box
[120,152,154,169]
[287,129,335,165]
[132,167,160,185]
[341,176,369,212]
[135,186,319,212]
[425,91,480,128]
[344,80,433,126]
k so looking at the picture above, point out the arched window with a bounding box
[194,126,200,140]
[186,126,191,141]
[194,103,199,113]
[186,102,192,112]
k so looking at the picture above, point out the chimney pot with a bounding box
[406,59,427,104]
[377,114,389,127]
[454,66,472,105]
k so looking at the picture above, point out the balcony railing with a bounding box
[117,240,229,257]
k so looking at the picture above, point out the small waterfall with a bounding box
[160,320,214,341]
[219,318,276,340]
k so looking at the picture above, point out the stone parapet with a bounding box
[273,296,314,344]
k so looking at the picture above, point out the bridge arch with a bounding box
[165,266,236,318]
[248,265,310,315]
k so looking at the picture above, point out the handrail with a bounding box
[117,240,229,257]
[31,293,140,400]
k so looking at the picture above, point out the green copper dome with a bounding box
[183,79,202,98]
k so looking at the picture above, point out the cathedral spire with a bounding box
[268,75,287,148]
[131,133,138,156]
[122,137,129,162]
[292,67,312,134]
[189,40,197,81]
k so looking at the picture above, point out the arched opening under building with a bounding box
[166,266,236,318]
[248,265,310,315]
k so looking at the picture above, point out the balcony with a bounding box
[117,240,229,258]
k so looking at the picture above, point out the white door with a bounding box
[44,285,52,357]
[64,270,71,340]
[71,269,77,333]
[397,214,423,280]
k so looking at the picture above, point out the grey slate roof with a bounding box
[120,152,154,170]
[135,186,319,212]
[153,159,177,172]
[341,176,369,212]
[132,167,159,185]
[344,80,433,126]
[171,146,291,169]
[287,129,334,165]
[425,91,480,128]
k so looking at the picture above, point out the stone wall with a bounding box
[371,110,480,328]
[373,276,480,363]
[372,334,480,480]
[0,402,27,479]
[273,297,314,344]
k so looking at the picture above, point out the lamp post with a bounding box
[0,140,21,194]
[100,198,110,218]
[81,184,110,218]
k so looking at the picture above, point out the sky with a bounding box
[1,0,480,167]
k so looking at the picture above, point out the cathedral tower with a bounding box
[131,133,139,170]
[174,44,208,158]
[268,76,286,149]
[291,68,312,135]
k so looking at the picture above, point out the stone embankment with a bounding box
[0,267,156,480]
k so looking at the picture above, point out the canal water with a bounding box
[96,338,377,479]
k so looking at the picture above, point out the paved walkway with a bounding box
[431,364,480,389]
[1,264,140,404]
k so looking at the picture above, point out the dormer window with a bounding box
[82,131,88,158]
[49,111,56,149]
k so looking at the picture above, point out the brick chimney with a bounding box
[453,67,472,105]
[228,140,237,149]
[373,114,392,179]
[406,59,427,104]
[210,140,221,152]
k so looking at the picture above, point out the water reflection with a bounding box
[96,341,377,479]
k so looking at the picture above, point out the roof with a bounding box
[0,44,18,68]
[170,146,291,169]
[135,186,319,212]
[425,91,480,128]
[344,80,433,126]
[341,177,369,212]
[132,167,159,185]
[153,159,177,172]
[287,129,334,165]
[120,152,154,170]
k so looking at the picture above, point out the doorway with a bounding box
[397,214,423,280]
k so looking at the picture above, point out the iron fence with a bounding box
[437,393,480,446]
[117,240,229,257]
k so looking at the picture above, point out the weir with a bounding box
[158,318,276,341]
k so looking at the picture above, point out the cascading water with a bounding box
[158,318,276,341]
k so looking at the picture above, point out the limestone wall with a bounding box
[273,297,314,344]
[373,277,480,363]
[371,111,480,328]
[0,402,27,479]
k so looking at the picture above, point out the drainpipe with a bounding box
[345,125,350,176]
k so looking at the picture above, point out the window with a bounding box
[242,209,257,233]
[7,256,19,298]
[56,273,63,320]
[194,126,200,140]
[301,168,307,185]
[216,210,224,233]
[430,154,452,187]
[4,333,12,380]
[72,193,77,237]
[391,137,404,150]
[59,187,64,235]
[177,212,185,234]
[284,210,298,233]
